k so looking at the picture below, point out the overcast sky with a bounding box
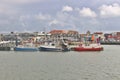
[0,0,120,33]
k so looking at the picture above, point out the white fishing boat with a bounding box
[39,39,70,52]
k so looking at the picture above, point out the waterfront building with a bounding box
[112,32,120,43]
[49,30,79,41]
[94,32,104,41]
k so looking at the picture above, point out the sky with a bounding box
[1,0,120,33]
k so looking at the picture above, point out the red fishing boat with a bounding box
[72,44,103,51]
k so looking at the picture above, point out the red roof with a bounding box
[49,30,79,34]
[49,30,67,34]
[94,32,103,34]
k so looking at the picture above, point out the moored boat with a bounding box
[14,46,38,51]
[73,46,103,51]
[39,41,70,52]
[14,36,39,51]
[39,45,62,52]
[39,44,70,52]
[72,43,103,51]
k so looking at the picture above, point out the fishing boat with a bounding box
[72,33,104,51]
[72,43,103,51]
[39,41,70,52]
[14,46,38,51]
[39,45,62,52]
[14,39,38,51]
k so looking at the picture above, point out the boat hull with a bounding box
[39,46,62,52]
[73,47,103,51]
[14,47,38,51]
[39,46,70,52]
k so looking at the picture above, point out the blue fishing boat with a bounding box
[14,46,38,51]
[14,35,39,51]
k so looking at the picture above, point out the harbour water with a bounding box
[0,45,120,80]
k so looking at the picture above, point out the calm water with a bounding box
[0,45,120,80]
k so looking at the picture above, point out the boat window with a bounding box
[51,44,55,46]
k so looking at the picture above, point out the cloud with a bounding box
[49,19,59,26]
[99,3,120,17]
[1,0,120,32]
[62,5,73,12]
[0,0,44,4]
[79,7,97,18]
[48,11,79,30]
[35,13,51,20]
[0,4,17,15]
